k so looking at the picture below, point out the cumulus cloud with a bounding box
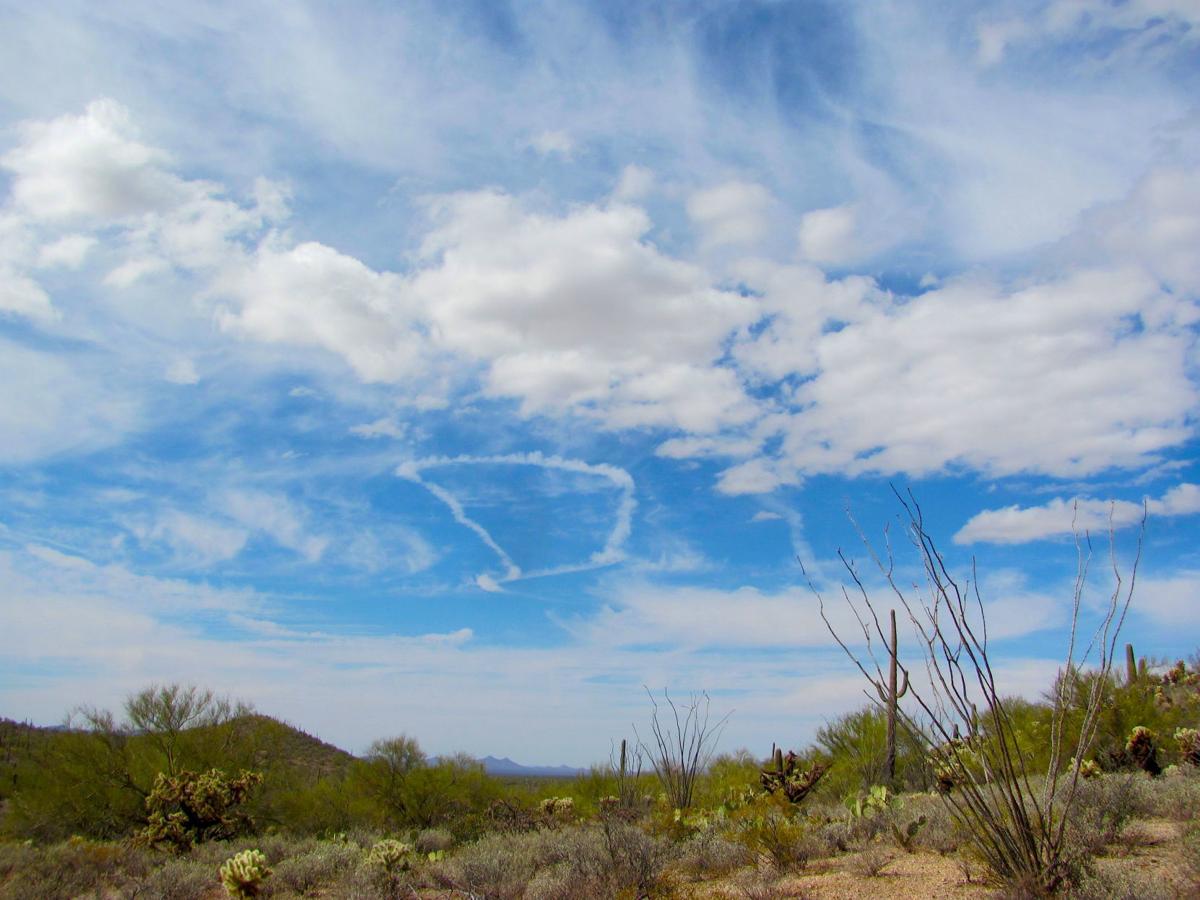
[412,191,758,432]
[2,100,1198,498]
[686,180,770,249]
[797,204,860,265]
[955,483,1200,545]
[717,262,1198,493]
[2,99,187,221]
[0,271,56,322]
[216,242,426,383]
[36,234,96,269]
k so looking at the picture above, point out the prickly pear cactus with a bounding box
[219,848,271,898]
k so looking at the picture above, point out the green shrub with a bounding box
[728,794,813,872]
[847,842,894,877]
[0,838,150,900]
[432,822,670,900]
[128,857,215,900]
[414,826,454,854]
[1067,774,1142,856]
[432,830,540,899]
[1070,866,1177,900]
[1182,822,1200,888]
[269,841,359,895]
[675,826,753,878]
[815,707,929,795]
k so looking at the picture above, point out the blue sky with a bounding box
[1,0,1198,765]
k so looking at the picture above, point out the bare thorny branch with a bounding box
[634,688,731,810]
[813,488,1145,894]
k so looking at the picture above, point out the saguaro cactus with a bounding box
[1125,642,1148,685]
[876,609,909,786]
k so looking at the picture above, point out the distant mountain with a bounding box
[478,755,585,778]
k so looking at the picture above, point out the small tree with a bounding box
[814,492,1143,896]
[636,688,730,810]
[125,684,251,776]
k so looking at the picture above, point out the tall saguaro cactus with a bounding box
[877,608,909,786]
[1125,642,1147,685]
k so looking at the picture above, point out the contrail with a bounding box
[396,452,636,590]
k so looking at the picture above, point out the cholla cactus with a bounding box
[366,839,413,875]
[1175,728,1200,767]
[759,746,828,804]
[141,768,263,852]
[1073,758,1102,780]
[1126,726,1162,776]
[538,796,575,821]
[219,848,271,898]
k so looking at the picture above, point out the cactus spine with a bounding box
[875,608,909,786]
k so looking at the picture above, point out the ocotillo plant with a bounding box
[876,608,909,787]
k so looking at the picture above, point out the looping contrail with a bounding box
[396,452,636,591]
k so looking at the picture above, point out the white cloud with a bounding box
[349,417,407,439]
[0,338,137,463]
[751,511,783,523]
[528,130,574,157]
[955,482,1200,545]
[220,489,329,562]
[165,358,200,385]
[36,234,96,268]
[412,191,759,432]
[342,526,438,575]
[686,180,770,249]
[1076,166,1200,297]
[2,99,187,221]
[1128,570,1200,628]
[571,571,1063,651]
[722,263,1197,491]
[216,241,426,383]
[138,510,248,564]
[975,19,1031,67]
[613,165,654,201]
[0,270,56,322]
[797,204,859,266]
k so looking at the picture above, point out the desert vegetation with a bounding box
[2,511,1198,898]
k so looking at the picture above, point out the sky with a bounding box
[1,0,1198,766]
